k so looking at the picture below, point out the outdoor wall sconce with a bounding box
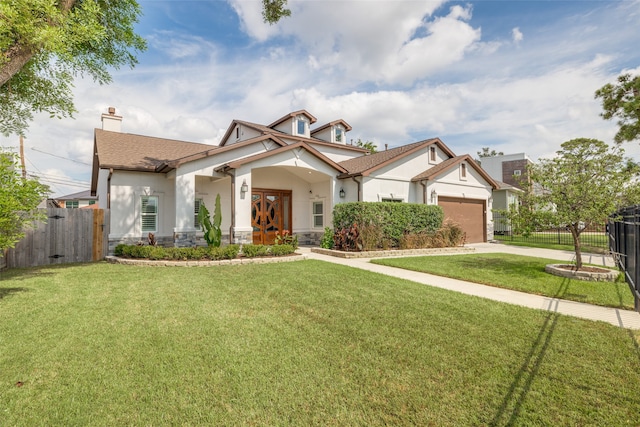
[339,188,346,198]
[240,179,248,193]
[430,189,437,204]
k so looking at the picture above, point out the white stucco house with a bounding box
[91,108,498,251]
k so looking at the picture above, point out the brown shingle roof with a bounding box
[94,129,212,171]
[338,138,454,176]
[91,129,214,194]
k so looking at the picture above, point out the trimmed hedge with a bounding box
[113,243,297,261]
[333,202,444,244]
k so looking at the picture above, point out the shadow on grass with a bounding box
[0,262,101,282]
[489,278,569,426]
[0,287,29,300]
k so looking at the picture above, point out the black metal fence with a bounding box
[608,206,640,312]
[492,212,608,252]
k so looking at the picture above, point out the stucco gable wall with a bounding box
[307,142,364,163]
[177,142,275,176]
[109,171,176,239]
[430,163,494,212]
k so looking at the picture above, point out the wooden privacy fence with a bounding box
[3,208,109,269]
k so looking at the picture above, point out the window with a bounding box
[88,200,96,205]
[513,169,521,176]
[194,198,203,229]
[235,127,240,139]
[381,198,402,203]
[141,196,158,232]
[65,201,79,209]
[297,119,306,135]
[429,146,436,162]
[460,163,467,179]
[335,127,343,143]
[312,201,323,228]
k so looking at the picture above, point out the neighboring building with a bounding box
[478,153,533,190]
[91,108,498,251]
[55,190,99,209]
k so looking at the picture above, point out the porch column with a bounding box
[233,167,253,244]
[173,171,197,247]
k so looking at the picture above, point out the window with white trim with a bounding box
[429,146,436,162]
[297,118,306,135]
[460,163,467,180]
[141,196,158,232]
[381,198,403,203]
[65,201,79,209]
[312,201,324,228]
[513,169,521,176]
[194,198,203,229]
[335,127,343,143]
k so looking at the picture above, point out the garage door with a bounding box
[438,197,486,243]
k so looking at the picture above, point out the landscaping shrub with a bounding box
[274,231,298,249]
[333,223,361,251]
[242,244,269,258]
[320,227,334,249]
[333,202,443,247]
[270,244,295,256]
[113,244,241,261]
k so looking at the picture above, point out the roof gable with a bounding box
[311,119,353,134]
[411,154,499,189]
[215,141,347,173]
[338,138,455,177]
[267,110,318,128]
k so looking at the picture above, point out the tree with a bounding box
[355,138,377,153]
[520,138,638,269]
[1,0,290,137]
[477,147,504,158]
[595,73,640,144]
[0,149,50,254]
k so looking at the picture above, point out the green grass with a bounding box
[1,261,640,425]
[494,232,608,254]
[373,253,633,309]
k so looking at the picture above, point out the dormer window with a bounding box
[460,163,467,180]
[297,118,306,135]
[335,127,343,143]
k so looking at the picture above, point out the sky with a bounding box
[2,0,640,197]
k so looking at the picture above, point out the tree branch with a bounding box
[0,0,77,87]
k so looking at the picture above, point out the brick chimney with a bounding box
[101,106,122,132]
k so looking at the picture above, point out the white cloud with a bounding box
[512,27,523,43]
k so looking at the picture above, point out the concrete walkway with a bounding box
[298,243,640,330]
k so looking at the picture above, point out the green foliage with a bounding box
[477,147,504,158]
[113,243,295,260]
[197,195,222,248]
[262,0,291,24]
[269,244,295,256]
[595,73,640,144]
[0,149,49,253]
[242,244,269,258]
[1,0,289,136]
[507,138,638,268]
[0,0,146,136]
[354,138,377,153]
[399,220,466,249]
[333,202,444,247]
[320,227,334,249]
[274,230,298,249]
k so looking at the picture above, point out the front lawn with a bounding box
[373,253,633,309]
[1,261,639,425]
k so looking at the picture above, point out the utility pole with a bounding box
[20,135,27,178]
[19,135,26,178]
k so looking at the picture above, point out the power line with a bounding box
[30,147,91,166]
